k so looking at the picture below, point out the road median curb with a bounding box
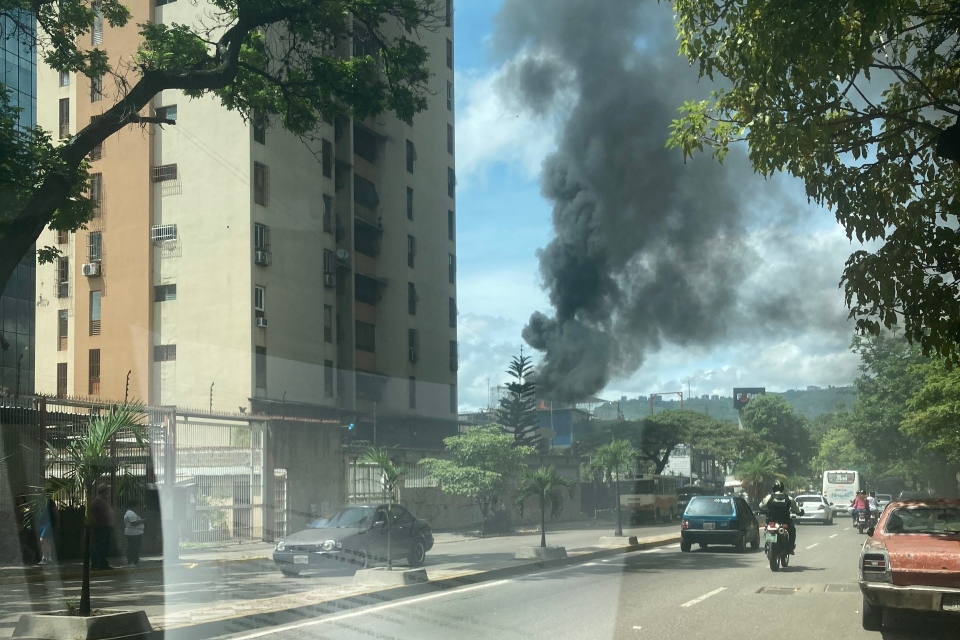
[157,534,680,640]
[0,556,269,586]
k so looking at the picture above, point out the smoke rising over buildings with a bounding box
[493,0,850,400]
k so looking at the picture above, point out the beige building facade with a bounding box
[34,0,458,447]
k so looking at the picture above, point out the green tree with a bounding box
[735,451,785,506]
[513,466,575,548]
[903,360,960,464]
[498,354,540,447]
[358,447,407,570]
[668,0,960,363]
[0,0,440,348]
[740,394,814,476]
[812,426,869,474]
[43,405,146,616]
[420,426,533,533]
[589,439,637,537]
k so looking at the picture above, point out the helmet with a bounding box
[772,480,784,492]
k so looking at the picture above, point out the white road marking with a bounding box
[633,626,642,630]
[228,579,511,639]
[680,587,727,608]
[829,534,838,539]
[806,543,819,550]
[844,527,851,531]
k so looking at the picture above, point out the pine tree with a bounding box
[498,354,540,447]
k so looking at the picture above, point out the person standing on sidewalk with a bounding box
[90,485,115,570]
[37,496,58,565]
[123,501,145,566]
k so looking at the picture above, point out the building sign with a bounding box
[733,387,765,411]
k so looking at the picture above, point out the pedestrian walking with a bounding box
[90,485,115,570]
[37,496,58,565]
[123,501,145,566]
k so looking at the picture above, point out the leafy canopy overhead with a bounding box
[669,0,960,362]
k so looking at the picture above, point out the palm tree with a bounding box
[735,450,785,507]
[591,440,637,536]
[358,447,407,570]
[44,405,146,616]
[513,466,576,548]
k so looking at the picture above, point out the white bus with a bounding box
[822,470,864,516]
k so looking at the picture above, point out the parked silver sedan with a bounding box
[795,494,834,525]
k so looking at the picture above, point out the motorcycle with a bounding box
[764,521,791,572]
[856,509,878,534]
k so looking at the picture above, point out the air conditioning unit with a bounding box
[82,262,101,277]
[256,316,268,328]
[323,274,336,288]
[255,250,271,266]
[409,348,419,363]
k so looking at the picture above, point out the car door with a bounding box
[736,498,756,540]
[367,506,390,562]
[390,505,417,552]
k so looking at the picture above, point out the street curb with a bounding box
[0,556,269,586]
[157,534,680,640]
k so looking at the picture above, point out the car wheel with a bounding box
[735,533,746,553]
[750,532,760,550]
[862,596,883,631]
[407,537,427,568]
[352,548,370,570]
[680,540,691,552]
[281,569,300,578]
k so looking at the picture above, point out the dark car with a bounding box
[680,495,760,552]
[273,504,434,577]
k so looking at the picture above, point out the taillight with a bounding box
[681,519,689,530]
[862,553,887,572]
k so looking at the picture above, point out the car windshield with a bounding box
[885,508,960,535]
[686,497,735,516]
[307,507,374,529]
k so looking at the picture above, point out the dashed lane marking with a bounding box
[829,534,838,539]
[680,587,727,608]
[806,543,819,550]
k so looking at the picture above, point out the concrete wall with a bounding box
[270,421,345,533]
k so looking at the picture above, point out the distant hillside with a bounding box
[594,386,857,423]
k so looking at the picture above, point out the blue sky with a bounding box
[452,0,862,410]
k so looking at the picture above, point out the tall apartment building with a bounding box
[0,12,36,396]
[34,1,458,447]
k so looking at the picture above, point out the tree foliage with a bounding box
[739,394,814,476]
[498,354,540,447]
[588,439,636,537]
[357,446,407,570]
[903,360,960,464]
[669,0,960,362]
[513,465,575,548]
[0,0,440,345]
[735,450,785,506]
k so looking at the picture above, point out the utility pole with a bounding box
[124,370,131,404]
[209,382,215,413]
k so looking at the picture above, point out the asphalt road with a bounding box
[219,522,960,640]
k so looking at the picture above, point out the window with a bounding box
[90,119,103,161]
[355,225,379,257]
[406,187,414,220]
[445,0,452,27]
[406,139,416,173]
[447,123,454,154]
[254,285,265,319]
[323,249,335,274]
[254,223,270,250]
[90,173,103,217]
[88,349,101,395]
[56,257,69,298]
[450,340,459,371]
[448,167,456,198]
[57,310,68,351]
[254,162,269,205]
[323,195,333,233]
[354,175,380,209]
[353,25,378,58]
[407,234,416,268]
[448,253,456,284]
[446,38,453,69]
[355,321,376,352]
[57,230,69,245]
[59,98,70,138]
[57,363,67,398]
[89,291,102,336]
[255,346,267,389]
[92,1,103,45]
[252,109,266,144]
[59,71,70,87]
[91,75,103,102]
[155,284,177,301]
[408,282,417,315]
[324,360,334,397]
[322,139,333,177]
[150,224,177,242]
[355,274,379,305]
[155,0,177,6]
[450,383,457,414]
[87,231,102,262]
[154,344,177,362]
[324,305,333,343]
[449,297,457,328]
[152,164,177,182]
[448,210,455,241]
[353,124,378,163]
[408,376,416,409]
[408,329,420,363]
[446,81,453,111]
[155,105,177,122]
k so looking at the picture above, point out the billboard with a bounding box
[733,387,765,411]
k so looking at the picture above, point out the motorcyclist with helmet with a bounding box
[759,480,803,554]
